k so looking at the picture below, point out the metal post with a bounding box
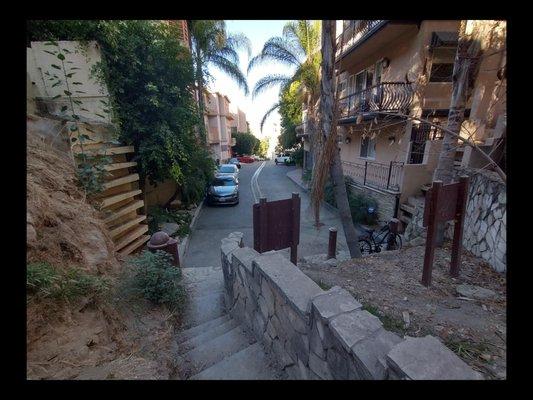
[386,161,393,190]
[364,161,368,186]
[386,218,399,250]
[259,197,268,253]
[327,227,338,259]
[290,192,300,265]
[450,176,469,277]
[422,181,442,287]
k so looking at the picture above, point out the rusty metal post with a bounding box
[386,218,399,250]
[290,192,300,265]
[259,197,268,253]
[147,231,180,267]
[327,227,337,259]
[422,181,442,287]
[450,176,469,277]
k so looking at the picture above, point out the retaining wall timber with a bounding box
[220,232,482,380]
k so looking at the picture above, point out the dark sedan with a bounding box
[205,176,239,206]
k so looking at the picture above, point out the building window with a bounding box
[360,135,376,159]
[231,126,237,135]
[429,47,456,83]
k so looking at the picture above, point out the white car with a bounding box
[274,154,290,165]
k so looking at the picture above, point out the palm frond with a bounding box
[252,74,292,99]
[247,37,302,74]
[226,33,252,58]
[260,102,281,132]
[208,54,249,95]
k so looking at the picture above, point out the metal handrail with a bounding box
[342,160,404,192]
[335,20,387,58]
[338,82,414,119]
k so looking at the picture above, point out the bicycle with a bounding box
[358,220,402,255]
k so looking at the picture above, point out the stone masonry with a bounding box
[220,233,483,380]
[403,168,506,273]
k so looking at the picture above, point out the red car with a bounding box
[237,155,255,163]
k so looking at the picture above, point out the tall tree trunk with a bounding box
[433,20,481,244]
[195,47,207,145]
[320,20,361,258]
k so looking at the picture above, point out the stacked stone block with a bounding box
[221,233,482,380]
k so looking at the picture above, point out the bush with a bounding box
[323,177,379,226]
[147,206,192,237]
[128,250,185,309]
[27,262,109,301]
[290,147,303,166]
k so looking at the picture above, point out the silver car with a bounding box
[217,163,239,179]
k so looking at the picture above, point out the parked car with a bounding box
[275,154,291,165]
[237,155,255,164]
[217,163,239,179]
[228,157,241,169]
[205,175,239,206]
[284,157,296,166]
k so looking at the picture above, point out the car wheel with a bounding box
[275,160,278,165]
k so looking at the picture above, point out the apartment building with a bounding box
[306,20,506,220]
[204,91,235,162]
[228,107,249,135]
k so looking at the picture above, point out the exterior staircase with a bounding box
[175,266,284,380]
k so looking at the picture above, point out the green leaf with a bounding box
[75,90,86,94]
[70,67,81,70]
[72,99,83,105]
[51,81,61,88]
[70,125,78,132]
[64,90,72,96]
[72,114,80,120]
[44,50,56,55]
[81,134,92,141]
[72,82,83,85]
[56,53,65,61]
[44,41,58,46]
[51,94,61,100]
[61,105,68,112]
[71,137,78,142]
[51,64,62,70]
[95,113,107,119]
[66,73,74,78]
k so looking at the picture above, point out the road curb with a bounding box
[179,200,204,263]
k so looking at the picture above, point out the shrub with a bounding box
[128,250,185,309]
[27,262,109,301]
[323,177,379,226]
[147,206,192,237]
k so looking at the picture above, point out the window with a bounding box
[429,47,456,83]
[360,136,376,159]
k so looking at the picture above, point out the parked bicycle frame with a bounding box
[358,216,402,255]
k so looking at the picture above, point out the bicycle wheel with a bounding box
[359,239,372,255]
[384,233,402,250]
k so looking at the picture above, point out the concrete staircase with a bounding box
[175,267,283,380]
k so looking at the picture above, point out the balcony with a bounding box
[336,20,387,59]
[335,20,419,69]
[342,160,404,192]
[208,127,220,144]
[338,82,414,123]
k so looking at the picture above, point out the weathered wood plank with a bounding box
[110,215,147,238]
[104,161,137,171]
[103,173,139,190]
[99,189,142,209]
[103,200,144,225]
[118,235,150,256]
[115,224,149,251]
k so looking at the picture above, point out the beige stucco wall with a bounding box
[27,41,111,123]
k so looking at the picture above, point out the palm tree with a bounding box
[247,20,322,135]
[189,20,251,140]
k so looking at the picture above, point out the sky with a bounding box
[207,20,291,154]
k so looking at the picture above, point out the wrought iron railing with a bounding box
[342,160,404,192]
[335,20,387,58]
[338,82,414,119]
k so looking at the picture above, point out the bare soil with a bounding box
[299,243,506,380]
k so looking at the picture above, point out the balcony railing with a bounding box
[335,20,387,58]
[338,82,414,120]
[342,160,404,192]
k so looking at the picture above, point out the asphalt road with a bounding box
[183,161,348,268]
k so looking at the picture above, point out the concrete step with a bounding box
[399,215,411,225]
[179,318,239,353]
[176,314,231,345]
[181,267,225,297]
[399,203,415,215]
[180,326,255,376]
[183,290,226,328]
[189,342,278,380]
[407,196,425,208]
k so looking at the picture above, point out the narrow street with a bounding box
[184,160,349,268]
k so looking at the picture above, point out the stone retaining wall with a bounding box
[403,168,506,273]
[348,183,399,222]
[220,233,482,380]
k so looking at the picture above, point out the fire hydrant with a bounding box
[147,231,180,267]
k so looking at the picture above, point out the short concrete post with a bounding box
[328,227,337,259]
[147,231,180,267]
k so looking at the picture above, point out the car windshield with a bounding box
[230,158,238,163]
[212,178,236,187]
[219,166,235,173]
